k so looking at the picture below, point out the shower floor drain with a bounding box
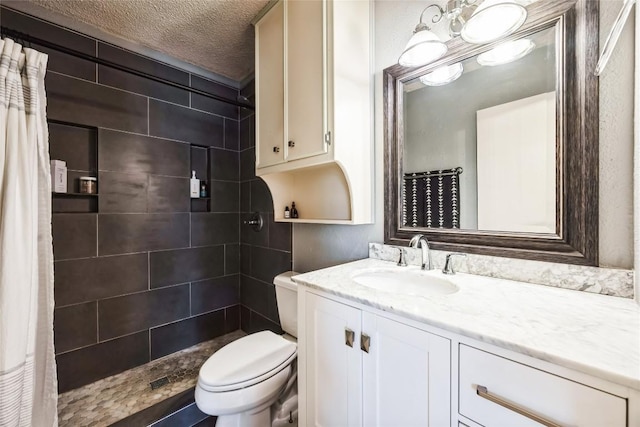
[149,367,199,391]
[149,376,170,390]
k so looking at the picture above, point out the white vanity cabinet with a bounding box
[298,284,636,427]
[300,292,451,427]
[253,0,373,224]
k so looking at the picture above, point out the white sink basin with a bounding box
[351,268,458,297]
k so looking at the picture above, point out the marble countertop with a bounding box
[292,258,640,391]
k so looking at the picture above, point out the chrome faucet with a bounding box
[409,234,432,270]
[443,253,467,275]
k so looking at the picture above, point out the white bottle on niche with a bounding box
[50,159,67,193]
[190,171,200,198]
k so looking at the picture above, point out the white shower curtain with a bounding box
[0,39,58,426]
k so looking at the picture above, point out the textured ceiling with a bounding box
[29,0,270,81]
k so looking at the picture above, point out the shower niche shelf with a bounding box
[190,144,212,213]
[49,121,99,214]
[53,193,99,197]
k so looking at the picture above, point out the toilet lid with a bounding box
[199,331,297,389]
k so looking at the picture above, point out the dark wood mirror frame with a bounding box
[384,0,599,266]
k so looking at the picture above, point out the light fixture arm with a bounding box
[415,1,481,37]
[417,4,447,31]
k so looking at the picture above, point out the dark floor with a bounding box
[111,388,216,427]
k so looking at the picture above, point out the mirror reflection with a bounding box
[402,26,557,234]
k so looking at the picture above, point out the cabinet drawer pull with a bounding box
[360,333,370,353]
[476,385,561,427]
[288,140,295,147]
[345,328,354,348]
[273,146,280,153]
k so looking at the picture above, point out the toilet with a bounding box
[195,272,299,427]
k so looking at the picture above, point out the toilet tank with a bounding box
[274,271,299,338]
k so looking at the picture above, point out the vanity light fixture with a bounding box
[477,38,535,66]
[419,62,464,86]
[398,0,528,67]
[398,5,448,67]
[460,0,528,44]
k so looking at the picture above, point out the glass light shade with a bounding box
[419,62,464,86]
[477,39,535,66]
[460,0,527,44]
[398,29,448,67]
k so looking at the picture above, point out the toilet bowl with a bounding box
[195,272,299,427]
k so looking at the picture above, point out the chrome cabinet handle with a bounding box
[345,328,354,348]
[360,333,370,353]
[273,146,280,153]
[476,385,561,427]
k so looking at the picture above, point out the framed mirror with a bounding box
[384,0,599,265]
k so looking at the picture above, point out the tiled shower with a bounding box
[0,3,292,408]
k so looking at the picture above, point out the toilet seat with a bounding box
[198,331,297,393]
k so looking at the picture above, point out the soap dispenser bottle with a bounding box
[291,202,299,218]
[190,171,200,198]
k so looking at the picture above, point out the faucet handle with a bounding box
[443,253,467,275]
[397,248,407,267]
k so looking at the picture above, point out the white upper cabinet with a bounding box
[254,0,373,224]
[255,0,285,169]
[284,0,327,162]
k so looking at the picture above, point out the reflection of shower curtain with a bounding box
[402,168,462,228]
[0,39,58,426]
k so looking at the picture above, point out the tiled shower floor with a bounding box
[58,330,245,426]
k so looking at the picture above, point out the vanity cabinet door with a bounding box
[362,313,451,427]
[305,293,362,427]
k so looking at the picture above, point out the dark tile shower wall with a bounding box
[238,81,293,334]
[1,7,243,393]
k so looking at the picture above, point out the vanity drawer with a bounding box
[458,345,626,427]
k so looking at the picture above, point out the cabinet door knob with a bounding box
[360,333,370,353]
[345,328,355,348]
[273,146,280,153]
[288,140,295,147]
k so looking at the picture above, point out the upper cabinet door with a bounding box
[285,0,328,162]
[255,1,285,169]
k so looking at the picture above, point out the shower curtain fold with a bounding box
[0,38,57,427]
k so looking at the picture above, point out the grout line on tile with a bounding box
[95,214,99,257]
[95,300,99,345]
[94,40,98,83]
[223,118,227,149]
[97,169,190,180]
[223,244,227,276]
[56,329,146,356]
